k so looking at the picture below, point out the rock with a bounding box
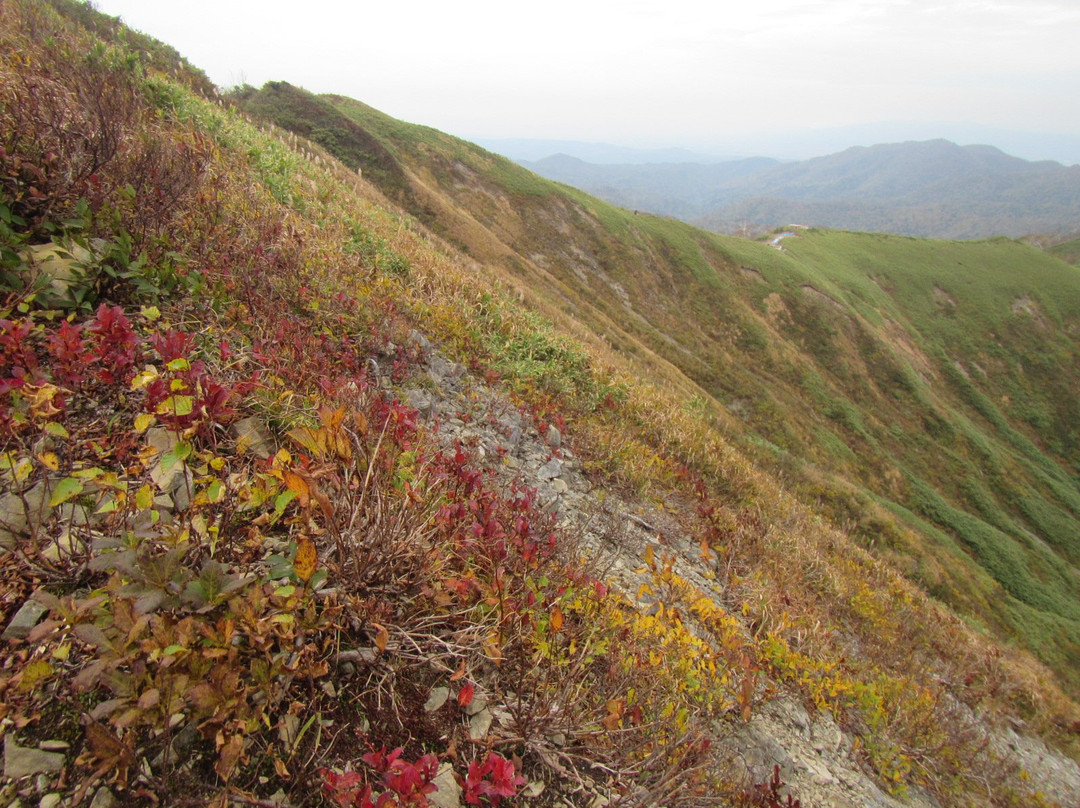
[428,762,462,808]
[424,687,450,713]
[232,417,275,459]
[464,695,487,717]
[38,795,61,808]
[429,355,465,390]
[537,459,562,480]
[2,599,49,641]
[3,737,65,779]
[89,787,117,808]
[406,389,435,419]
[468,707,493,740]
[0,481,52,550]
[545,424,562,449]
[407,330,432,355]
[550,478,569,495]
[36,742,68,753]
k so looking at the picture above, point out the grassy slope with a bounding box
[3,5,1080,807]
[242,85,1080,691]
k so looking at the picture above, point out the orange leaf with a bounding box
[283,470,310,507]
[372,623,389,653]
[294,537,317,583]
[449,658,467,682]
[550,606,564,632]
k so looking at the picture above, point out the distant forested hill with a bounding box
[522,140,1080,239]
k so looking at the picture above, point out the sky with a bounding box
[90,0,1080,163]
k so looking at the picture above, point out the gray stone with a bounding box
[550,478,569,495]
[232,417,275,459]
[424,687,450,713]
[429,355,466,389]
[38,795,61,808]
[428,762,462,808]
[0,481,52,550]
[2,600,49,641]
[3,738,65,779]
[545,424,562,449]
[407,330,432,355]
[537,459,562,480]
[89,787,117,808]
[406,389,435,418]
[467,707,493,740]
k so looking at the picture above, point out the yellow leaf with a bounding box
[286,426,323,457]
[134,413,155,433]
[643,544,655,569]
[136,484,154,510]
[37,452,59,471]
[372,623,389,653]
[294,537,317,583]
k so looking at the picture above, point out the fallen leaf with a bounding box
[449,658,467,682]
[372,623,389,653]
[294,537,317,583]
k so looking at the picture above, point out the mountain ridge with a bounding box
[519,139,1080,239]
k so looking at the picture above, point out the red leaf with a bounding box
[458,682,475,708]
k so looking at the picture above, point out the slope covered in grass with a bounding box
[243,82,1080,694]
[2,3,1080,808]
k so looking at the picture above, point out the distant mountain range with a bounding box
[520,140,1080,239]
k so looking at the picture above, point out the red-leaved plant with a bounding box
[461,752,526,807]
[321,747,439,808]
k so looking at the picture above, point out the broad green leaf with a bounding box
[44,422,70,439]
[95,496,120,514]
[166,357,190,372]
[274,490,297,513]
[159,394,194,416]
[49,476,83,507]
[206,479,225,503]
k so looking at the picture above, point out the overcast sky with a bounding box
[91,0,1080,163]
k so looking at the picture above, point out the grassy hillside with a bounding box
[3,4,1080,808]
[240,84,1080,691]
